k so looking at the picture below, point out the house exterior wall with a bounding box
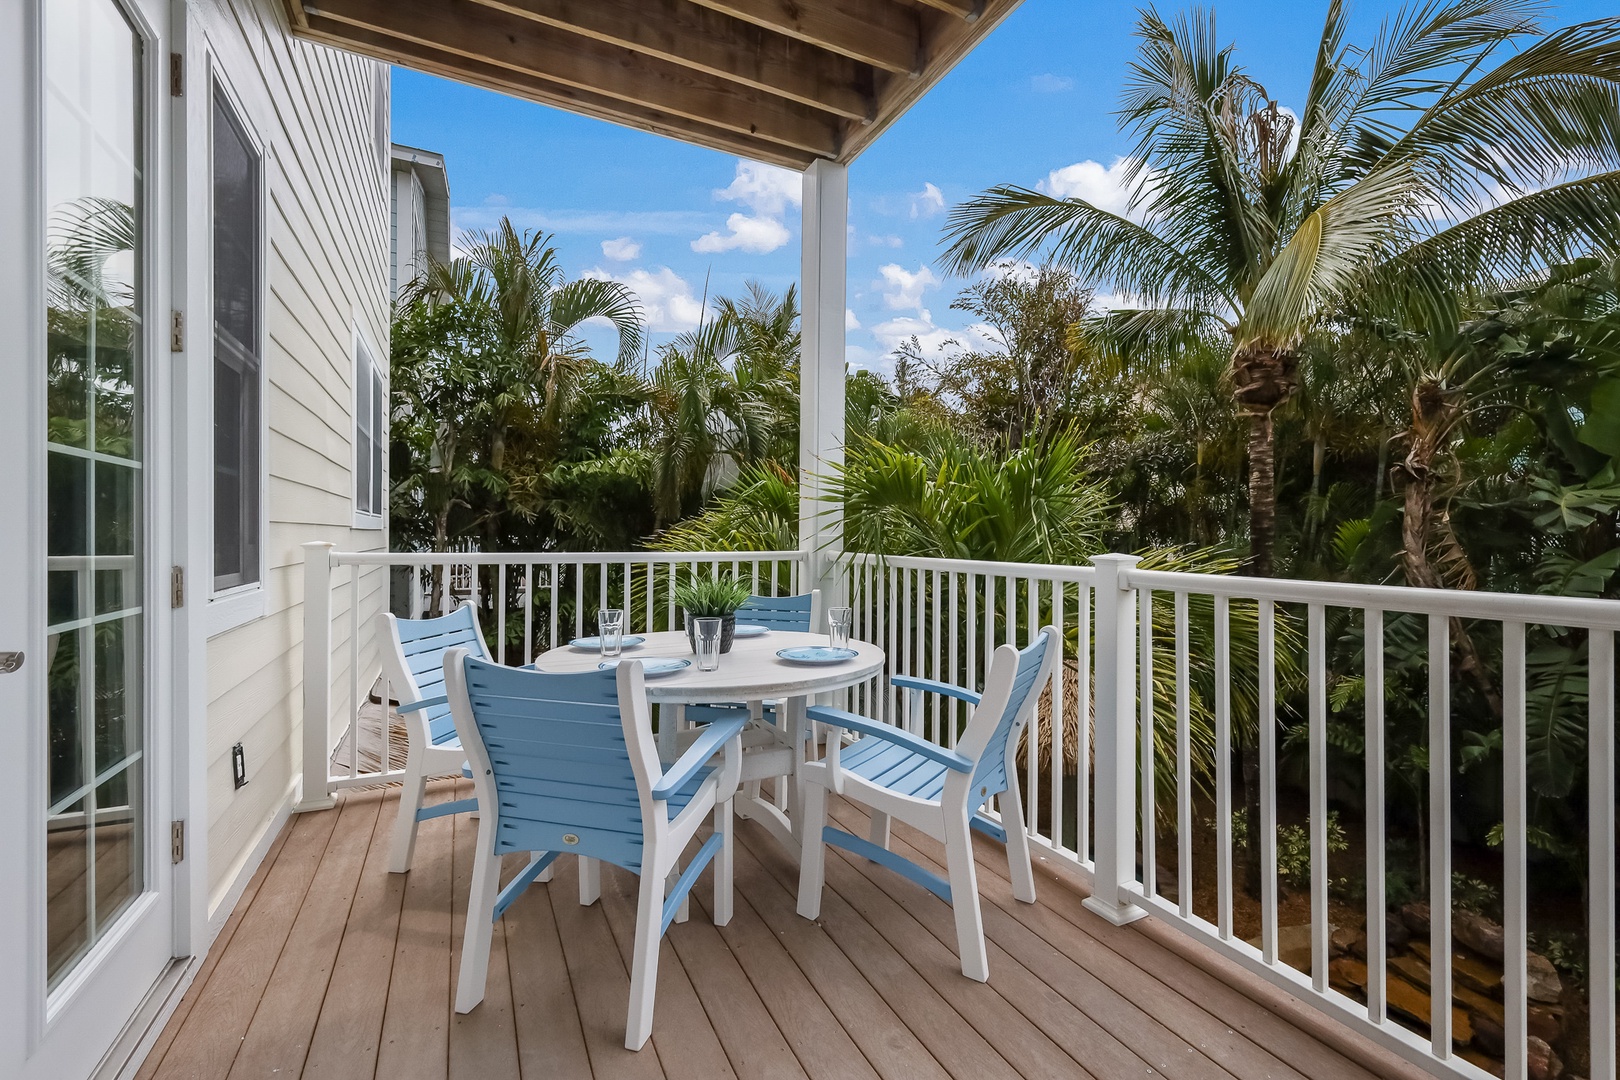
[190,0,391,913]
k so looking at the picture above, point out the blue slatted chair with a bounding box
[444,650,744,1050]
[380,606,489,874]
[681,590,821,730]
[796,626,1058,981]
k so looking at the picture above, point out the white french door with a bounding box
[0,1,177,1077]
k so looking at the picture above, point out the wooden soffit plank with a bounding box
[685,0,923,75]
[304,0,843,156]
[298,15,820,168]
[470,0,875,122]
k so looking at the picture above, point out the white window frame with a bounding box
[352,320,386,530]
[206,64,269,638]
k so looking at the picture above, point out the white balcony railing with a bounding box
[299,544,1617,1080]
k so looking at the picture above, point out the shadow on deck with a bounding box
[137,779,1432,1080]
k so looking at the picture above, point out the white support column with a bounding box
[799,159,847,602]
[1084,554,1147,925]
[296,541,337,811]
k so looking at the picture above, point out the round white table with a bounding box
[533,630,886,852]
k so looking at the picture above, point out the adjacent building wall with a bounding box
[389,144,450,301]
[194,0,391,911]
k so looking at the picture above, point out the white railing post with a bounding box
[799,159,847,608]
[1085,553,1146,925]
[296,541,337,811]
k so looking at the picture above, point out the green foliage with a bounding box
[1219,810,1349,891]
[672,573,751,618]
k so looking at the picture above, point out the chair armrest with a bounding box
[806,706,973,774]
[652,714,747,800]
[397,694,448,714]
[891,674,981,707]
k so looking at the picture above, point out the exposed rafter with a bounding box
[286,0,1024,167]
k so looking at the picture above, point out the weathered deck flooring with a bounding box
[137,779,1430,1080]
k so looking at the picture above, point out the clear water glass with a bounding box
[598,608,625,658]
[828,606,853,650]
[693,617,723,672]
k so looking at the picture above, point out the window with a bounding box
[354,333,385,525]
[212,84,262,591]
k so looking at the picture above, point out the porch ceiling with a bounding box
[285,0,1024,169]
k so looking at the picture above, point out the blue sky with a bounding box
[391,0,1610,375]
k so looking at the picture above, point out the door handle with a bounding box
[0,652,23,674]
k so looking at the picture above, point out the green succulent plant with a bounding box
[672,573,751,619]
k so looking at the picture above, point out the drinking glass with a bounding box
[828,606,853,650]
[693,617,723,672]
[598,608,625,658]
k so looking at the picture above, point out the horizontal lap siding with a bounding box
[202,0,391,909]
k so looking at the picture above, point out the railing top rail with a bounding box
[327,549,808,568]
[1127,567,1620,630]
[841,551,1098,583]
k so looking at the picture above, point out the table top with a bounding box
[532,630,886,703]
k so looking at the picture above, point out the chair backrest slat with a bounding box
[454,656,662,872]
[381,606,490,748]
[959,629,1055,803]
[737,591,819,632]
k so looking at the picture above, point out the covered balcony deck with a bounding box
[137,778,1424,1080]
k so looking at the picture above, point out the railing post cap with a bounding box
[1089,553,1142,568]
[302,540,337,551]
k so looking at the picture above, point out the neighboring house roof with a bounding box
[286,1,1024,170]
[390,142,451,265]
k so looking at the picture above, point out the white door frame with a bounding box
[0,0,189,1076]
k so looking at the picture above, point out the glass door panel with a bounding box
[42,0,146,989]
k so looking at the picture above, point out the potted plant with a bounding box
[672,573,751,654]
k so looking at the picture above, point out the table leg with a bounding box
[658,703,682,761]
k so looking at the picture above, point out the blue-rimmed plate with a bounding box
[776,646,857,665]
[732,623,770,638]
[598,657,690,677]
[570,635,645,651]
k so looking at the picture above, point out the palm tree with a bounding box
[942,0,1620,578]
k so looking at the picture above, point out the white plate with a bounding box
[598,657,690,677]
[732,623,769,638]
[775,646,858,665]
[570,635,645,651]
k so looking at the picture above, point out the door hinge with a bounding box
[171,565,185,609]
[171,820,185,864]
[170,53,184,97]
[170,310,184,352]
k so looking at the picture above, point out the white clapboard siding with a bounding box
[200,0,391,909]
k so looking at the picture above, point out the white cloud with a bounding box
[601,236,641,261]
[1030,73,1076,93]
[582,266,704,332]
[870,314,1002,364]
[867,233,904,248]
[845,308,861,331]
[692,212,792,254]
[715,160,802,216]
[876,263,939,313]
[453,206,708,236]
[909,182,946,220]
[1038,156,1148,221]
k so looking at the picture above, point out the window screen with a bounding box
[355,336,385,521]
[213,86,261,591]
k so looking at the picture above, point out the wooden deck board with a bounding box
[140,780,1425,1080]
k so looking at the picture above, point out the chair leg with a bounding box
[944,809,989,982]
[998,790,1038,904]
[796,778,829,920]
[387,754,427,874]
[455,823,502,1013]
[625,867,664,1051]
[867,810,891,849]
[668,865,690,924]
[713,797,734,926]
[579,856,601,906]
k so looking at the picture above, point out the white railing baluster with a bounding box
[1428,614,1452,1057]
[1140,587,1156,898]
[948,572,961,748]
[349,564,361,781]
[497,563,507,663]
[1027,576,1040,838]
[1078,584,1091,866]
[1054,582,1068,857]
[523,564,534,663]
[1175,590,1191,919]
[1308,602,1327,990]
[1504,620,1528,1080]
[1365,607,1387,1025]
[1590,628,1616,1080]
[1259,598,1278,966]
[1215,593,1232,940]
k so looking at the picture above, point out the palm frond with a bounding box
[549,277,645,365]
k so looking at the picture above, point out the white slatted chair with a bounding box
[797,626,1058,981]
[444,650,744,1050]
[381,606,489,874]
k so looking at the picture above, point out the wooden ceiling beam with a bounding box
[685,0,922,75]
[470,0,874,122]
[304,0,843,156]
[297,14,820,168]
[909,0,983,18]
